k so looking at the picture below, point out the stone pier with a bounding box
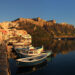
[0,43,10,75]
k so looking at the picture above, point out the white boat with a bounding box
[14,45,44,57]
[17,50,52,58]
[16,54,47,67]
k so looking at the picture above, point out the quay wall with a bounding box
[0,43,10,75]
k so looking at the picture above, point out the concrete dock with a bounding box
[0,44,10,75]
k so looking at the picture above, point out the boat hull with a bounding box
[46,51,52,57]
[16,57,46,67]
[16,51,52,58]
[16,60,45,67]
[16,53,48,67]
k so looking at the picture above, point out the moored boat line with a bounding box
[12,41,52,67]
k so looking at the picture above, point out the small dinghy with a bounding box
[16,54,47,67]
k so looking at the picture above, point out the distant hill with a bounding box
[12,17,75,37]
[11,17,75,47]
[0,17,75,48]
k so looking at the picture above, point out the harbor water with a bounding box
[9,40,75,75]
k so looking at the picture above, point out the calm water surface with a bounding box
[10,40,75,75]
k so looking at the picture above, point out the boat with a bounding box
[16,54,47,67]
[15,47,52,57]
[42,51,52,57]
[17,51,52,58]
[14,45,44,57]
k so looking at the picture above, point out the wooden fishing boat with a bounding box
[15,45,44,57]
[17,50,52,58]
[42,51,52,57]
[13,44,52,57]
[16,54,47,67]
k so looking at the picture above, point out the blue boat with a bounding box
[16,54,47,67]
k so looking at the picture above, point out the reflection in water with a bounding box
[11,40,75,59]
[48,40,75,56]
[16,61,48,75]
[10,40,75,75]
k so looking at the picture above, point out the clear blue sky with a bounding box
[0,0,75,25]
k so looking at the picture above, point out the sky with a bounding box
[0,0,75,26]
